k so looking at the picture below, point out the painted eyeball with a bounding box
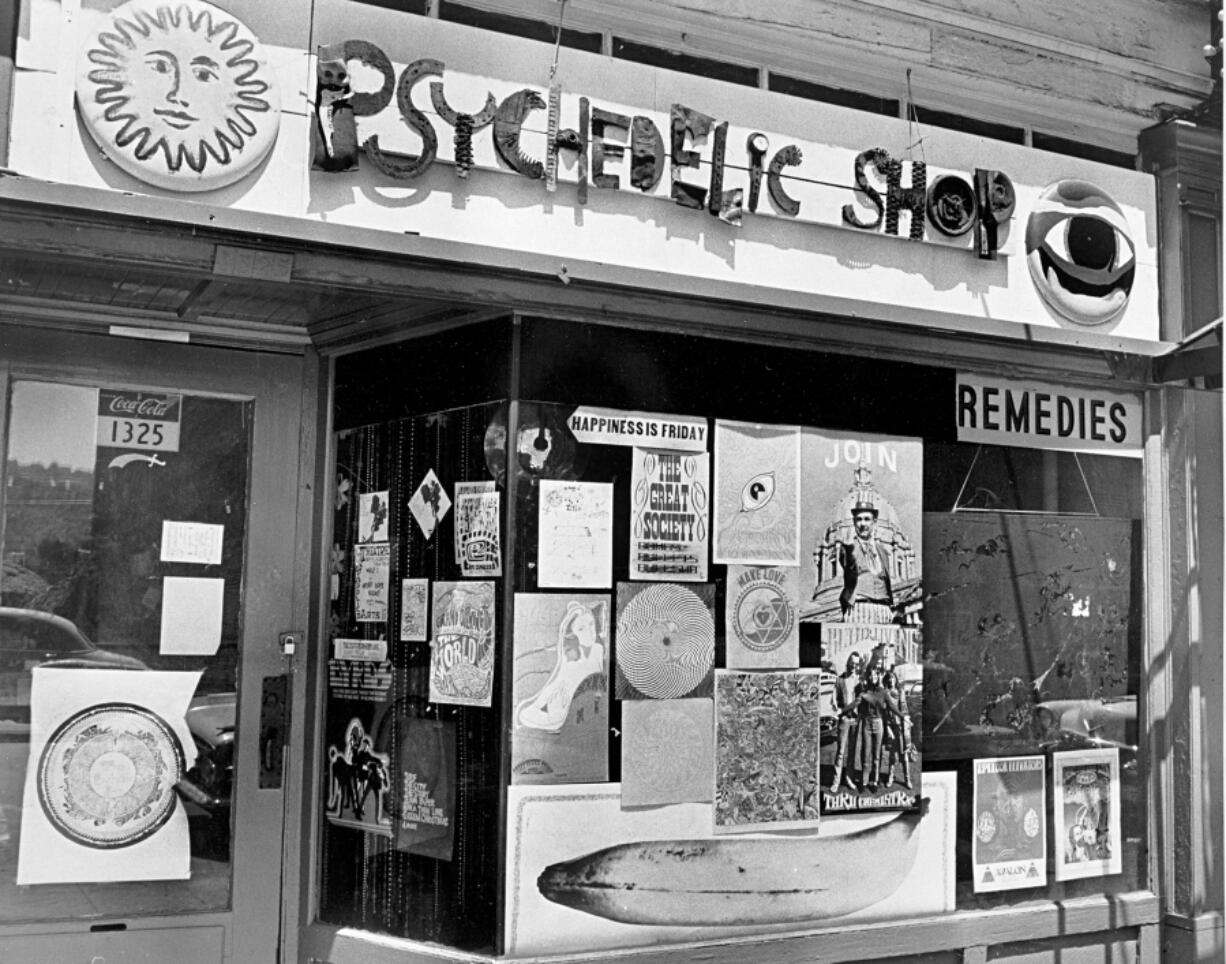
[740,472,776,511]
[1026,180,1135,326]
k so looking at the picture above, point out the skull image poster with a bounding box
[511,593,610,784]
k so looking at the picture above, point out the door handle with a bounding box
[258,674,290,789]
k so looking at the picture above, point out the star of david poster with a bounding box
[17,667,201,884]
[724,565,800,669]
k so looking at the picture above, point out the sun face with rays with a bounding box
[75,0,280,192]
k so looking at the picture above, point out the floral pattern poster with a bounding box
[429,581,496,707]
[714,670,823,833]
[511,593,610,784]
[712,421,801,567]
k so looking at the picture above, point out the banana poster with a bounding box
[504,773,956,956]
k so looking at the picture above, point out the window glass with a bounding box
[1,380,250,922]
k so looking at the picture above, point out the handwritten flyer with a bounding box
[538,480,613,589]
[355,543,390,623]
[629,448,708,581]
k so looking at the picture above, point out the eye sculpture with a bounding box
[1025,180,1136,327]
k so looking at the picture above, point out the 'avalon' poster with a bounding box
[972,755,1047,892]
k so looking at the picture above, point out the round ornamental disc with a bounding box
[616,584,714,698]
[38,702,185,849]
[74,0,281,192]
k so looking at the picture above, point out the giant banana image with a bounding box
[537,798,928,926]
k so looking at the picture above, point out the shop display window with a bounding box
[317,317,1148,955]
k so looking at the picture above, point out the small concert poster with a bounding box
[1054,748,1122,881]
[615,582,715,700]
[456,490,502,577]
[511,593,610,784]
[454,480,496,563]
[724,565,800,669]
[354,543,390,623]
[629,447,709,582]
[429,581,496,707]
[714,670,822,833]
[399,577,429,642]
[972,755,1047,892]
[712,420,801,567]
[357,490,391,543]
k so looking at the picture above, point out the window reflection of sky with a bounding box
[7,382,96,471]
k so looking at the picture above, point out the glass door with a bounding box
[0,337,308,963]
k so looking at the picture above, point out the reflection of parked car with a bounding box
[180,692,236,814]
[0,607,146,723]
[1033,695,1138,752]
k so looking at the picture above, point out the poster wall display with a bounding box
[538,480,614,588]
[714,670,823,833]
[620,698,713,807]
[724,565,800,669]
[511,594,611,784]
[504,773,957,956]
[629,448,709,581]
[712,421,801,566]
[408,469,452,540]
[429,581,496,707]
[614,582,715,700]
[358,490,391,543]
[400,577,429,642]
[17,667,201,885]
[972,756,1047,892]
[1053,748,1122,881]
[354,543,391,623]
[456,491,503,577]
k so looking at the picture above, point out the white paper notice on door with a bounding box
[159,576,225,655]
[17,667,201,885]
[160,520,224,565]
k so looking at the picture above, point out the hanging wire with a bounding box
[548,0,568,84]
[904,67,926,162]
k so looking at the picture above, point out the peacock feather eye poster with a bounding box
[712,421,801,567]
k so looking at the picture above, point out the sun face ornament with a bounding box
[1025,180,1136,327]
[75,0,281,192]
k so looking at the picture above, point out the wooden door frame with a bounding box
[0,322,314,963]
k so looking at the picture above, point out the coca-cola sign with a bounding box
[102,392,181,420]
[97,390,183,453]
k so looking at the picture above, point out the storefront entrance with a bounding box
[0,324,311,963]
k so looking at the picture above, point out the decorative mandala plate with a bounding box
[37,701,184,848]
